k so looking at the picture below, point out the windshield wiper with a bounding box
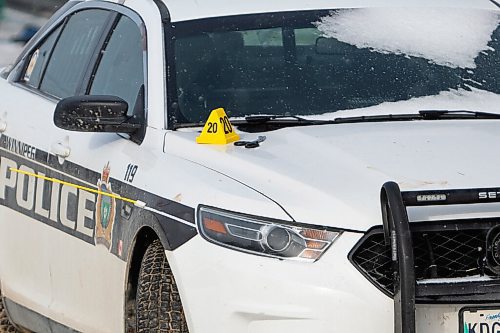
[332,110,500,124]
[331,114,422,124]
[418,110,500,120]
[230,114,328,132]
[174,110,500,130]
[239,115,314,123]
[241,110,500,125]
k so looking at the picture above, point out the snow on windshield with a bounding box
[305,88,500,120]
[315,8,499,69]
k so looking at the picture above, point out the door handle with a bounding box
[51,136,71,163]
[51,142,71,158]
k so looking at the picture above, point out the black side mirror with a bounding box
[54,95,142,134]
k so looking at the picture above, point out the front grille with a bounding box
[350,222,497,296]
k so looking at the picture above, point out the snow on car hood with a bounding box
[315,8,499,69]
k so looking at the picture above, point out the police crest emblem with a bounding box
[95,162,116,249]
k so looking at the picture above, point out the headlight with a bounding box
[198,206,342,262]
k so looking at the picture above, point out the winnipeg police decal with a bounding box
[95,162,116,249]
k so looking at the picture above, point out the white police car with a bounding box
[0,0,499,332]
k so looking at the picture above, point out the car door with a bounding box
[0,7,113,326]
[46,11,150,333]
[0,3,153,332]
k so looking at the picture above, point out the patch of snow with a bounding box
[315,8,499,69]
[305,88,500,120]
[417,275,495,284]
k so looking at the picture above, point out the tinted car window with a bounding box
[90,15,144,115]
[40,9,109,99]
[23,25,63,88]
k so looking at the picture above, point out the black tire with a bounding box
[136,240,189,333]
[0,291,17,333]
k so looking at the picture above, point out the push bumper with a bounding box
[380,182,500,333]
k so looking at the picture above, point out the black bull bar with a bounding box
[380,182,500,333]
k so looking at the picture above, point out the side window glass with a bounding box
[23,25,63,88]
[90,16,144,115]
[40,9,110,99]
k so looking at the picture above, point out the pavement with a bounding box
[0,7,48,68]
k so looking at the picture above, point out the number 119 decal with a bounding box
[124,164,138,183]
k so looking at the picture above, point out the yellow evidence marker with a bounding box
[196,108,240,144]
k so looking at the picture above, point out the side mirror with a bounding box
[54,95,142,134]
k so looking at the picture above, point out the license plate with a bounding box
[460,307,500,333]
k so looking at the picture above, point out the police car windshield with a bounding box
[170,9,500,125]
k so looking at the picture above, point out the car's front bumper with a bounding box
[166,230,497,333]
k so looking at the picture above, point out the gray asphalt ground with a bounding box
[0,7,48,68]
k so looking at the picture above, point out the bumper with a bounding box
[167,183,500,333]
[166,233,495,333]
[380,182,500,333]
[167,232,393,332]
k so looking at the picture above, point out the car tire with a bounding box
[136,240,189,333]
[0,292,17,333]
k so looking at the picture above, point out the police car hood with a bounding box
[168,119,500,231]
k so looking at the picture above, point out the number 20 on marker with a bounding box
[207,116,232,134]
[196,108,240,144]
